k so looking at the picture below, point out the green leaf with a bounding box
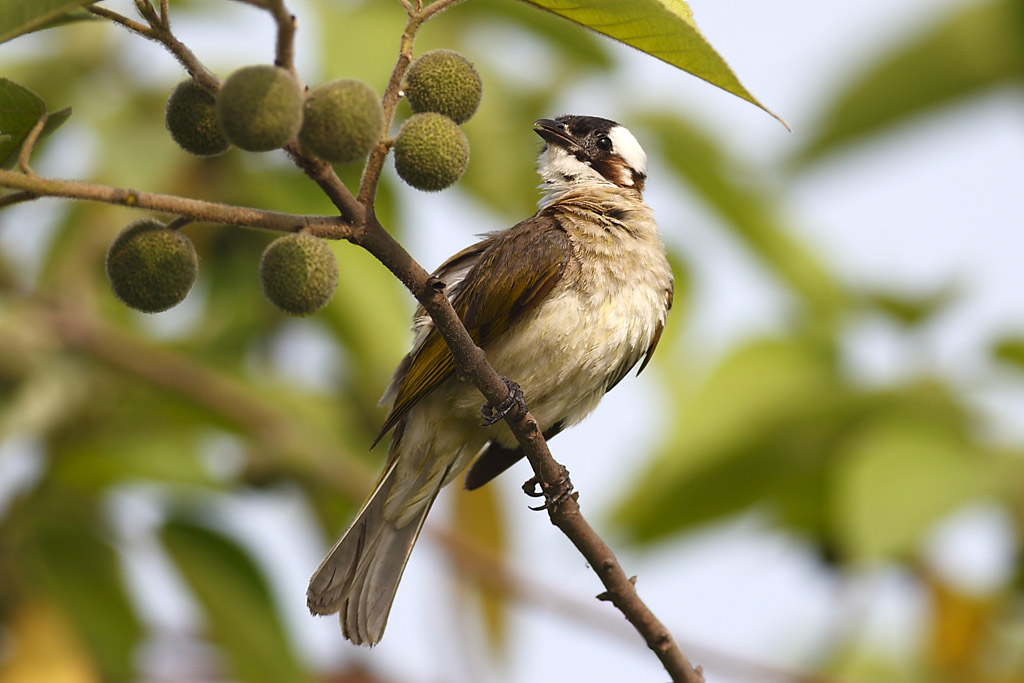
[796,0,1024,164]
[0,78,71,169]
[518,0,785,125]
[160,519,312,683]
[830,414,993,561]
[0,0,97,44]
[641,114,849,317]
[611,337,846,543]
[992,336,1024,372]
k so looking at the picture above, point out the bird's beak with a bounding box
[533,118,577,151]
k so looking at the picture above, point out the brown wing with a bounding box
[373,216,572,444]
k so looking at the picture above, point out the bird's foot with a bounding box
[522,472,575,511]
[480,377,525,426]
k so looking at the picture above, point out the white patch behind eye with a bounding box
[607,125,647,176]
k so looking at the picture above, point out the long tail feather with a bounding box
[307,460,436,646]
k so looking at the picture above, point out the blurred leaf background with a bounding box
[1,0,1023,682]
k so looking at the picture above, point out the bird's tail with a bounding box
[306,459,435,646]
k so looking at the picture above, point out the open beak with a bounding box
[533,118,577,151]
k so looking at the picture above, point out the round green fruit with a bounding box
[299,79,383,164]
[106,219,198,313]
[393,113,469,192]
[216,65,303,152]
[165,80,230,156]
[404,50,482,124]
[259,233,338,316]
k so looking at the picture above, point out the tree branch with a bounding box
[266,0,299,74]
[0,190,38,210]
[0,169,352,239]
[18,113,48,176]
[354,212,704,682]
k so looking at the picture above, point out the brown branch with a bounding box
[0,190,38,210]
[18,113,48,176]
[0,169,352,239]
[354,212,703,682]
[87,5,154,36]
[283,143,365,226]
[357,0,467,204]
[90,3,220,91]
[266,0,299,74]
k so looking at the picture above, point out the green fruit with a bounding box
[299,79,383,164]
[165,80,230,156]
[393,113,469,192]
[106,219,198,313]
[404,50,482,124]
[259,233,338,316]
[216,65,303,152]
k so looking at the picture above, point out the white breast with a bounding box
[470,197,671,443]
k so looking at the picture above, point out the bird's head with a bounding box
[533,115,647,199]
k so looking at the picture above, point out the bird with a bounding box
[307,114,674,645]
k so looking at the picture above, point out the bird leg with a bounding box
[479,377,526,426]
[522,470,575,511]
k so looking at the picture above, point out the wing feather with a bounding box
[373,216,572,444]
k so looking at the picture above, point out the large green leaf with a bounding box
[518,0,785,125]
[0,78,71,169]
[611,337,847,543]
[161,519,312,683]
[796,0,1024,164]
[0,0,96,44]
[830,414,994,561]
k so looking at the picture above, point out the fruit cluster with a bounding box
[109,49,481,316]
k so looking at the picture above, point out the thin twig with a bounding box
[357,0,466,204]
[0,169,352,239]
[266,0,298,74]
[228,0,271,9]
[418,0,468,22]
[0,190,38,210]
[159,0,169,27]
[87,5,154,36]
[134,0,160,26]
[18,113,48,176]
[283,143,364,226]
[165,216,192,231]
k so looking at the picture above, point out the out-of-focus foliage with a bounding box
[0,0,95,44]
[795,0,1024,164]
[1,1,1023,682]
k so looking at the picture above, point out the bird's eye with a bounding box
[596,134,612,152]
